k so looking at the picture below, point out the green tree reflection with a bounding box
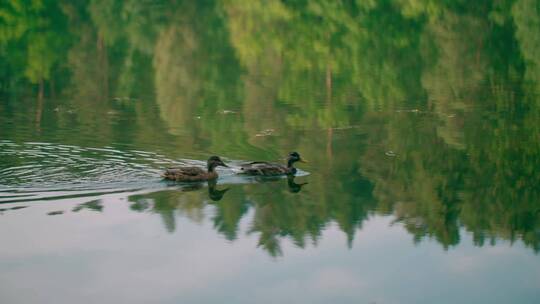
[1,0,539,256]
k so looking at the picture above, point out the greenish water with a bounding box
[1,1,540,303]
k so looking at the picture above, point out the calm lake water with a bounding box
[1,1,540,303]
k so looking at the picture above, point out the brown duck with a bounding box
[239,152,307,176]
[162,156,228,182]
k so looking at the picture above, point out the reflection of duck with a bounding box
[164,179,229,201]
[287,175,308,193]
[207,180,230,201]
[162,156,228,182]
[240,152,307,176]
[249,175,308,193]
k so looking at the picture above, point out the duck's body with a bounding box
[239,152,306,176]
[239,161,295,176]
[163,156,228,182]
[163,166,218,182]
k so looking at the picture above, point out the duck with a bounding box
[239,152,307,176]
[162,156,228,182]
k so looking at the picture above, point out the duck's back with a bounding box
[163,167,215,181]
[239,161,291,176]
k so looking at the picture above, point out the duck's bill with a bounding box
[219,162,230,167]
[299,159,308,163]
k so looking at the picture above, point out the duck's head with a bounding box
[287,152,307,167]
[207,156,229,171]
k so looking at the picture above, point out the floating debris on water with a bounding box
[47,210,64,216]
[10,206,27,210]
[331,125,361,130]
[396,109,420,113]
[255,129,275,137]
[53,107,76,114]
[385,150,397,157]
[0,207,25,214]
[112,97,137,102]
[218,110,237,115]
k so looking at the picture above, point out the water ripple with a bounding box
[0,141,182,203]
[0,141,309,204]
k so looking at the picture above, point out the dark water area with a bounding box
[1,1,540,303]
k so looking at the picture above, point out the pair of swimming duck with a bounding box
[162,152,307,182]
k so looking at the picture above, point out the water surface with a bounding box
[1,1,540,303]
